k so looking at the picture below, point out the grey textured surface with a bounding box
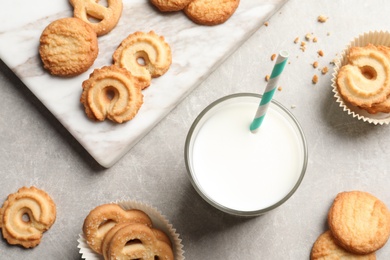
[2,0,390,259]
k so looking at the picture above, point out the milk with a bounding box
[186,94,307,214]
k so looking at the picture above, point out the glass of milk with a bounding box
[184,93,308,216]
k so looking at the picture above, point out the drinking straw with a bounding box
[250,50,289,133]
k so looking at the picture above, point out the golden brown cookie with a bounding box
[0,186,56,248]
[80,65,143,123]
[113,31,172,90]
[105,223,174,260]
[336,44,390,108]
[69,0,123,36]
[83,203,152,254]
[328,191,390,255]
[151,0,192,11]
[311,230,376,260]
[39,17,98,77]
[184,0,240,26]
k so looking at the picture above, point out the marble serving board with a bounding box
[0,0,287,167]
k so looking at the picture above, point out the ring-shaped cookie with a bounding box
[0,186,56,248]
[80,65,144,123]
[113,31,172,90]
[184,0,240,26]
[82,203,152,254]
[106,223,174,260]
[69,0,123,36]
[337,44,390,107]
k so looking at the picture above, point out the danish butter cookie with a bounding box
[311,230,376,260]
[39,17,98,77]
[336,44,390,107]
[105,223,174,260]
[328,191,390,254]
[83,203,152,254]
[184,0,240,26]
[363,95,390,114]
[113,31,172,90]
[0,186,56,248]
[69,0,123,36]
[151,0,192,11]
[80,65,143,123]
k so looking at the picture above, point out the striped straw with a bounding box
[250,50,289,133]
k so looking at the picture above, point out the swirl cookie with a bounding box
[80,65,143,123]
[151,0,192,11]
[104,223,174,260]
[83,203,153,254]
[184,0,240,26]
[0,186,56,248]
[39,17,98,77]
[328,191,390,255]
[69,0,123,36]
[113,31,172,90]
[336,44,390,108]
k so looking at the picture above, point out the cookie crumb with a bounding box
[305,33,312,41]
[277,86,283,91]
[317,50,324,57]
[327,32,331,36]
[321,66,329,75]
[271,53,276,61]
[313,61,319,68]
[300,41,306,52]
[264,21,269,26]
[312,75,319,84]
[294,37,299,44]
[265,75,270,82]
[330,58,337,66]
[313,37,318,43]
[291,105,296,109]
[317,15,328,23]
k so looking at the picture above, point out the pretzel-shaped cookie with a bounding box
[80,65,144,123]
[105,223,174,260]
[69,0,123,36]
[83,203,153,254]
[113,31,172,90]
[0,186,56,248]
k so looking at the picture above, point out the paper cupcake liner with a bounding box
[77,200,185,260]
[331,30,390,125]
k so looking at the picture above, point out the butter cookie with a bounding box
[311,230,376,260]
[336,44,390,108]
[328,191,390,254]
[83,203,152,254]
[0,186,56,248]
[113,31,172,89]
[184,0,240,26]
[80,65,143,123]
[69,0,123,36]
[151,0,192,11]
[39,17,98,77]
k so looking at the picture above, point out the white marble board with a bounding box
[0,0,287,167]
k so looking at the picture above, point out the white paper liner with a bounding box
[331,31,390,125]
[77,200,185,260]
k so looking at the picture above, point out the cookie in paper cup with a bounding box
[77,200,184,260]
[331,31,390,125]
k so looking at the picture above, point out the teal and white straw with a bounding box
[250,50,289,133]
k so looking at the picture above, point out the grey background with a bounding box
[1,0,390,259]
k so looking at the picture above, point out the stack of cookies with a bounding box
[311,191,390,259]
